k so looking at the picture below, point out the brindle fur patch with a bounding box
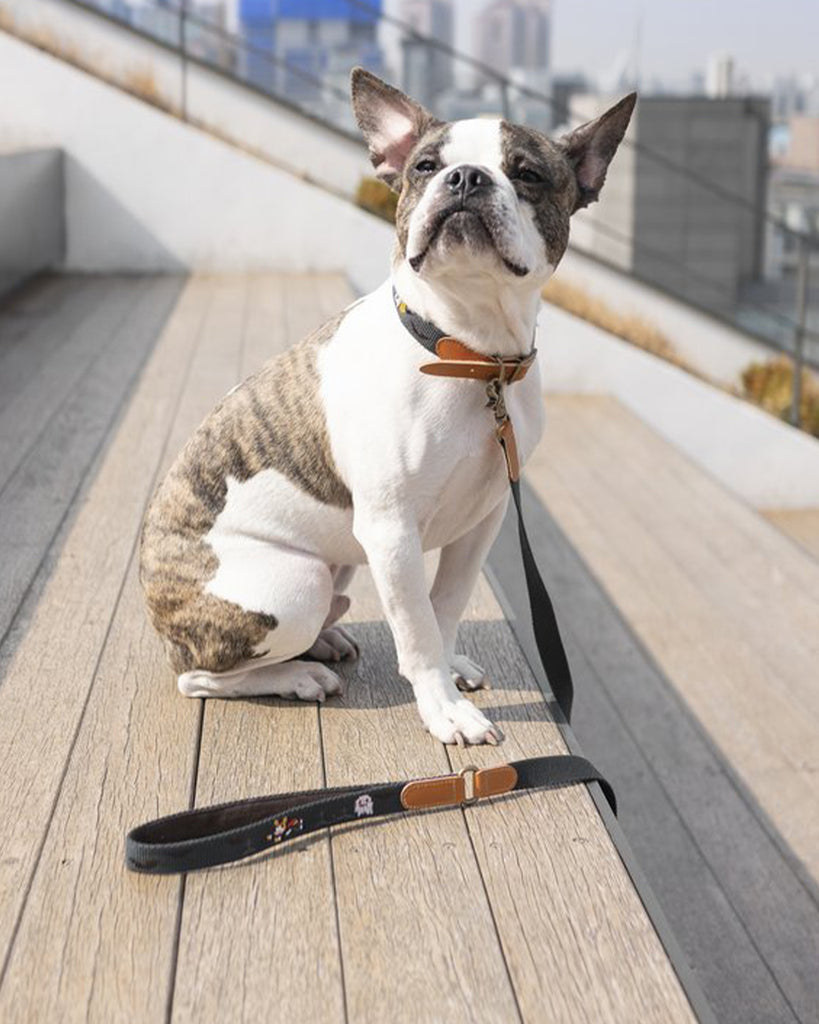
[500,121,577,267]
[140,310,350,675]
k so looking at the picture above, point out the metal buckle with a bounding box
[459,765,479,806]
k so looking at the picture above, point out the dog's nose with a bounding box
[445,165,492,199]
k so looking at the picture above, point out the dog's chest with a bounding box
[319,285,544,542]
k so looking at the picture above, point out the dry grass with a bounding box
[355,177,397,223]
[741,357,819,437]
[543,276,691,371]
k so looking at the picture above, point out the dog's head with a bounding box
[351,68,635,288]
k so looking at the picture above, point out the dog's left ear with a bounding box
[559,93,637,211]
[351,67,439,191]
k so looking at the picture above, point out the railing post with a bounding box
[179,0,187,120]
[791,235,809,428]
[499,78,510,120]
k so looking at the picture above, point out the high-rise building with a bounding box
[475,0,549,81]
[706,52,734,99]
[400,0,454,112]
[239,0,385,121]
[473,0,551,129]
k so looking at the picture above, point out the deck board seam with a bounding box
[0,275,207,994]
[317,704,350,1024]
[164,699,206,1024]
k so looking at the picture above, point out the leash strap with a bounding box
[126,756,614,874]
[508,478,574,722]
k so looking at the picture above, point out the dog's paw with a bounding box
[450,653,490,692]
[177,659,343,701]
[307,625,359,663]
[275,661,344,702]
[423,697,502,747]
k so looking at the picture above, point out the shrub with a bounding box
[355,177,397,223]
[741,357,819,437]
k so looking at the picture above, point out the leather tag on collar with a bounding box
[420,337,536,383]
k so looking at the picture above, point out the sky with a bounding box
[399,0,819,90]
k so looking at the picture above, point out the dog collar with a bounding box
[392,288,537,481]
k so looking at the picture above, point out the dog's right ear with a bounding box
[351,68,438,191]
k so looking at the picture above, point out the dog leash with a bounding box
[125,295,615,874]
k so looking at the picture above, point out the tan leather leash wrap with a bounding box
[419,336,536,482]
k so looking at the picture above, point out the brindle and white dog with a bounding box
[140,70,635,746]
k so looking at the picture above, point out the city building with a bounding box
[473,0,551,129]
[706,52,734,98]
[238,0,385,123]
[474,0,549,80]
[400,0,454,113]
[569,95,770,314]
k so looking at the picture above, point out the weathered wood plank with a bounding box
[528,396,819,879]
[0,276,183,644]
[323,565,523,1024]
[0,275,146,490]
[763,508,819,562]
[489,490,816,1024]
[0,274,91,407]
[0,276,204,1005]
[172,275,347,1024]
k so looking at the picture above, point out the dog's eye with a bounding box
[415,158,437,173]
[514,167,544,184]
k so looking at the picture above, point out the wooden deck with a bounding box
[489,394,819,1024]
[0,273,704,1023]
[763,508,819,562]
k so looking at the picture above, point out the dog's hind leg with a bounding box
[306,564,360,663]
[174,542,348,699]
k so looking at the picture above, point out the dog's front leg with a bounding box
[355,514,500,746]
[430,499,508,693]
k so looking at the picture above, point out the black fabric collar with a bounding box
[392,287,445,355]
[392,286,537,359]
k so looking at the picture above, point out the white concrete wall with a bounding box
[0,148,64,295]
[539,301,819,509]
[0,0,371,199]
[0,31,393,293]
[556,245,775,388]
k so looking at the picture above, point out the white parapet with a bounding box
[0,29,393,293]
[540,301,819,509]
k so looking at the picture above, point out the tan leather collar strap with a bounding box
[419,338,537,384]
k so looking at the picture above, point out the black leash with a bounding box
[125,299,616,875]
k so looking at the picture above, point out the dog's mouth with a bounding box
[408,206,529,278]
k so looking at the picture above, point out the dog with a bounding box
[139,69,635,746]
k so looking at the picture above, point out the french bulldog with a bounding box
[139,69,635,746]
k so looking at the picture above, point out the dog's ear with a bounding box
[559,93,636,211]
[351,68,439,191]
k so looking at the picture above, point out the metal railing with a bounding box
[42,0,819,421]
